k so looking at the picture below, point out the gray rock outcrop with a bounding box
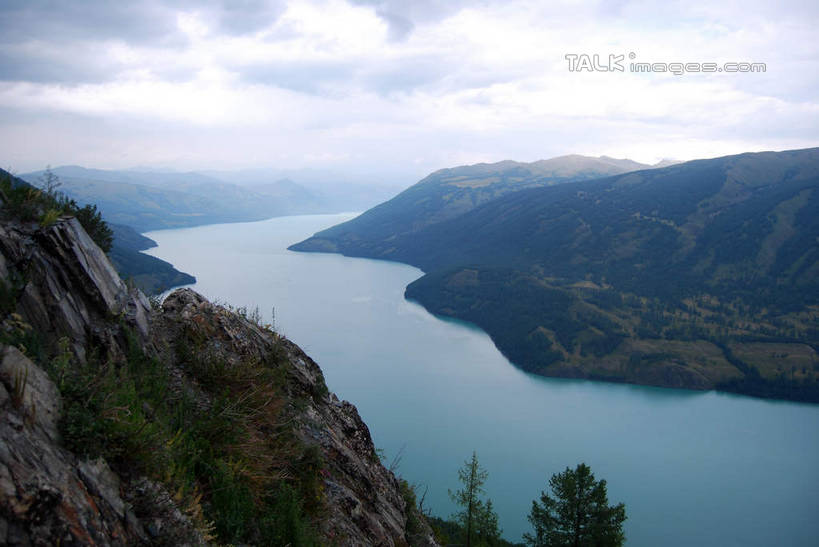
[0,215,437,545]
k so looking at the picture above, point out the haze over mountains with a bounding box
[19,148,819,403]
[16,164,402,292]
[292,148,819,402]
[20,165,401,233]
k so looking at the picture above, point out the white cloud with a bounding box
[0,0,816,175]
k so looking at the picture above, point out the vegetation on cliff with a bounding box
[0,194,436,544]
[1,168,196,294]
[0,168,113,252]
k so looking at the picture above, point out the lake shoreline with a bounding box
[144,213,819,546]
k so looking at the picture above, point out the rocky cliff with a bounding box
[0,214,436,545]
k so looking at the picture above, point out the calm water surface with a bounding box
[145,213,819,546]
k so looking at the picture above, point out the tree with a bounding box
[37,165,62,197]
[449,451,501,546]
[474,498,502,546]
[524,463,626,547]
[74,203,113,253]
[30,167,114,253]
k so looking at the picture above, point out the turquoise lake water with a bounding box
[145,213,819,546]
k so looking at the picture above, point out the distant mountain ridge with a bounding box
[0,167,195,294]
[20,165,401,233]
[292,148,819,402]
[201,167,404,212]
[20,166,321,232]
[291,154,659,256]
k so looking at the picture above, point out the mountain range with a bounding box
[20,165,401,233]
[0,186,436,545]
[292,155,666,254]
[291,149,819,402]
[17,165,402,293]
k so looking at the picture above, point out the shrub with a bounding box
[48,329,323,545]
[39,208,61,228]
[1,170,113,252]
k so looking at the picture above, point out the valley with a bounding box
[292,149,819,402]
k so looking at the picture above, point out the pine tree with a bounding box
[524,463,626,547]
[449,451,501,546]
[474,499,502,546]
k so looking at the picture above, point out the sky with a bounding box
[0,0,817,184]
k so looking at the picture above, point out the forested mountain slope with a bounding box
[294,148,819,401]
[291,155,653,255]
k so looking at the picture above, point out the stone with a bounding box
[0,346,61,441]
[0,380,8,407]
[0,211,438,546]
[78,458,126,519]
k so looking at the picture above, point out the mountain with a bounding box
[108,223,196,294]
[20,166,320,232]
[2,168,194,294]
[202,167,405,212]
[248,177,326,207]
[292,148,819,402]
[0,186,437,544]
[21,165,404,233]
[652,158,681,168]
[291,155,652,255]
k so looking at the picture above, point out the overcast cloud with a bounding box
[0,0,817,182]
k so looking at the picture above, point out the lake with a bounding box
[145,213,819,546]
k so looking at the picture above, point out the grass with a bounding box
[729,342,819,381]
[0,169,328,542]
[38,208,61,228]
[1,169,113,252]
[10,367,28,409]
[48,329,323,545]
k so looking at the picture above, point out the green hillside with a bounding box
[291,155,652,255]
[108,223,196,294]
[292,148,819,402]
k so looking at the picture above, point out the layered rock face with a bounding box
[0,217,199,545]
[0,216,151,360]
[158,289,436,546]
[0,346,183,546]
[0,216,436,546]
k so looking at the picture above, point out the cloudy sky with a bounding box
[1,0,817,183]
